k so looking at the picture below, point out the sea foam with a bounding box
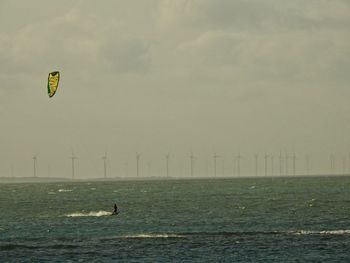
[295,230,350,235]
[65,211,112,217]
[121,234,184,239]
[58,189,72,192]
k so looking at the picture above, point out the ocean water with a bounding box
[1,176,350,262]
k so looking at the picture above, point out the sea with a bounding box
[0,176,350,262]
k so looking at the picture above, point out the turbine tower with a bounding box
[102,152,107,179]
[33,154,38,177]
[237,152,242,177]
[136,152,141,177]
[70,152,78,179]
[165,153,170,177]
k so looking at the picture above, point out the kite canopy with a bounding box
[47,71,60,97]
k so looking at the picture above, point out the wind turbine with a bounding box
[102,152,108,179]
[165,153,170,177]
[236,152,242,177]
[136,152,141,177]
[70,151,78,179]
[33,154,38,177]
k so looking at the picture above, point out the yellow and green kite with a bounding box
[47,71,60,97]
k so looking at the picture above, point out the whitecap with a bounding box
[58,189,72,192]
[65,210,112,217]
[122,234,184,239]
[295,230,350,235]
[319,230,350,235]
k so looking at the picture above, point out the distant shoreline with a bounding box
[0,174,349,184]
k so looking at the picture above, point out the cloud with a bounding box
[155,0,350,51]
[0,7,152,79]
[101,36,151,74]
[178,31,242,67]
[154,0,350,89]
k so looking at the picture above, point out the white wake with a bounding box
[295,230,350,235]
[121,234,184,239]
[65,211,112,217]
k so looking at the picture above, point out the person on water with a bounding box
[113,203,118,214]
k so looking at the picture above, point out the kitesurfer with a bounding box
[113,203,118,215]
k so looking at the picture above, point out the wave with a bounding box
[113,230,350,239]
[58,189,72,192]
[122,234,184,239]
[65,210,112,217]
[294,230,350,235]
[0,243,79,251]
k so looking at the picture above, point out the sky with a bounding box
[0,0,350,178]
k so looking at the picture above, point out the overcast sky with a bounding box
[0,0,350,178]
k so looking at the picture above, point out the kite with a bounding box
[47,71,60,97]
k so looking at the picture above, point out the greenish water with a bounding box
[1,177,350,262]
